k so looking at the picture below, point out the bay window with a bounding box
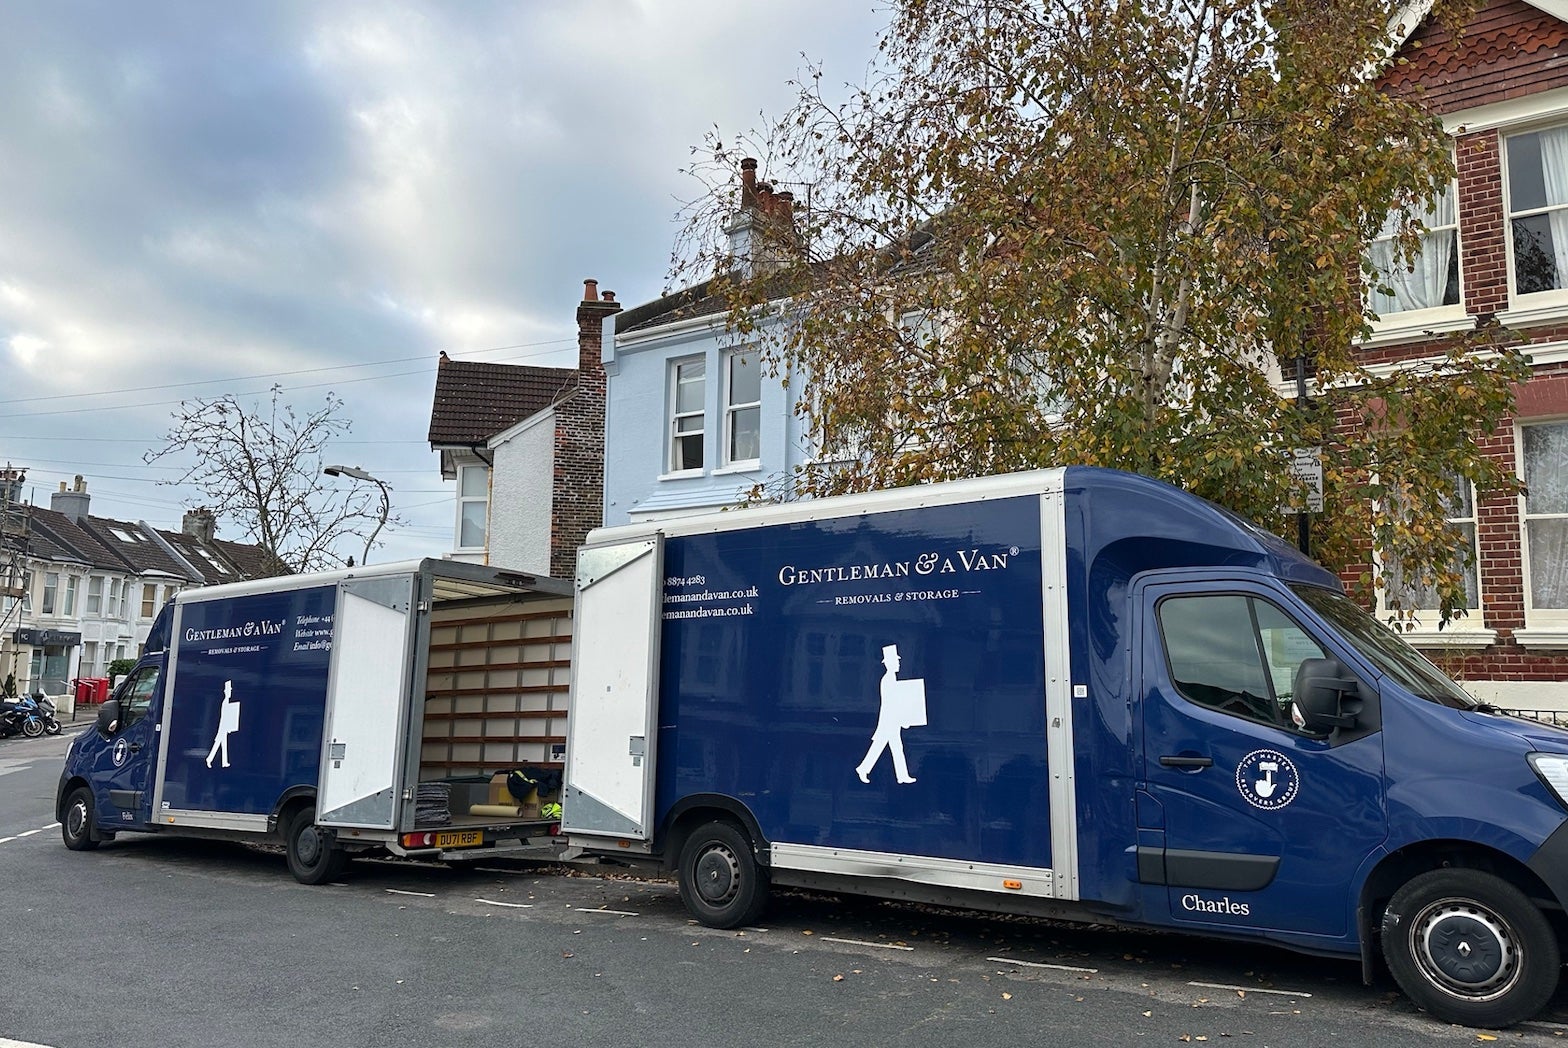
[456,464,489,552]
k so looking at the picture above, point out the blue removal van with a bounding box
[561,466,1568,1028]
[59,559,571,883]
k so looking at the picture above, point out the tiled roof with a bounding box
[615,278,728,335]
[427,356,576,445]
[205,536,289,580]
[1382,0,1568,111]
[0,504,279,583]
[77,514,193,578]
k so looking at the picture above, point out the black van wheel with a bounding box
[1382,868,1560,1028]
[677,820,769,929]
[284,810,348,885]
[61,787,100,852]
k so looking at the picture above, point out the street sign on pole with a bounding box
[1288,447,1324,513]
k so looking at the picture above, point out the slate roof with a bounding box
[1,505,275,584]
[615,277,729,336]
[427,355,577,446]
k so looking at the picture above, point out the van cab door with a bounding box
[92,661,162,829]
[1134,579,1385,940]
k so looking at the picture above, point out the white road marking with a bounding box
[821,937,914,951]
[0,765,33,777]
[575,907,639,916]
[1,1037,60,1047]
[987,956,1098,973]
[1187,981,1313,998]
[385,888,435,898]
[0,823,63,846]
[475,898,534,908]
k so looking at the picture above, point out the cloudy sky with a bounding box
[0,1,883,563]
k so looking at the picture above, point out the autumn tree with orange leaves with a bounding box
[674,0,1525,625]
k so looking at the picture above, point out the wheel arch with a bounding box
[1358,838,1565,977]
[270,786,318,835]
[56,775,92,822]
[659,794,769,872]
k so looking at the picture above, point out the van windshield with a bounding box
[1291,585,1478,709]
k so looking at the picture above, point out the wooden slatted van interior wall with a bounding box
[420,597,574,778]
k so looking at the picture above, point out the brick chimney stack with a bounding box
[551,280,623,579]
[50,475,90,523]
[182,506,217,543]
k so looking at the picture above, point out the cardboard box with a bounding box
[487,773,509,806]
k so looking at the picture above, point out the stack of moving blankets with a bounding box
[415,782,452,826]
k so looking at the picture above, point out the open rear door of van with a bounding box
[562,537,664,841]
[318,574,416,829]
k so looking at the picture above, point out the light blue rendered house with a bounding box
[602,161,815,525]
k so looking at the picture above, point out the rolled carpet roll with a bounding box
[468,803,524,817]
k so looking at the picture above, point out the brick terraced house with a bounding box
[1366,0,1568,706]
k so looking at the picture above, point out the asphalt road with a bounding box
[4,729,1568,1047]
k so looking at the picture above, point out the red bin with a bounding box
[72,677,110,706]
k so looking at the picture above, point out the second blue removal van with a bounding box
[562,465,1568,1028]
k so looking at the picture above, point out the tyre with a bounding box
[21,716,43,738]
[44,719,61,735]
[61,787,100,851]
[676,820,769,929]
[1382,868,1561,1028]
[284,809,348,885]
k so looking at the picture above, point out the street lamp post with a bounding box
[323,464,390,566]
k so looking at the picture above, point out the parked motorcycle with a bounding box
[2,694,60,738]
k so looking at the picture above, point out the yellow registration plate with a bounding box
[435,830,484,849]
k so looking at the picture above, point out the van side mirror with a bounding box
[96,699,121,737]
[1292,657,1361,732]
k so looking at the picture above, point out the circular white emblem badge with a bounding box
[1235,749,1299,811]
[112,737,129,768]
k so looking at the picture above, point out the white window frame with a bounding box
[1364,176,1465,344]
[107,579,121,618]
[1375,476,1492,649]
[719,349,762,472]
[62,575,77,617]
[86,575,102,615]
[455,463,489,553]
[1504,122,1568,315]
[140,583,156,619]
[41,572,58,616]
[1517,418,1568,645]
[665,356,707,478]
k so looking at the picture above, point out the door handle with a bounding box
[1159,755,1212,768]
[129,743,142,754]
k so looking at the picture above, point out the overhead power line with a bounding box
[0,334,577,409]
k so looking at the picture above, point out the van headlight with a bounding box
[1529,754,1568,808]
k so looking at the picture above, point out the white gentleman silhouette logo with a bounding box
[856,644,927,785]
[205,679,241,769]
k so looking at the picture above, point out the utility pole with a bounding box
[0,466,30,694]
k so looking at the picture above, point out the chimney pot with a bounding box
[583,278,599,302]
[602,291,615,302]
